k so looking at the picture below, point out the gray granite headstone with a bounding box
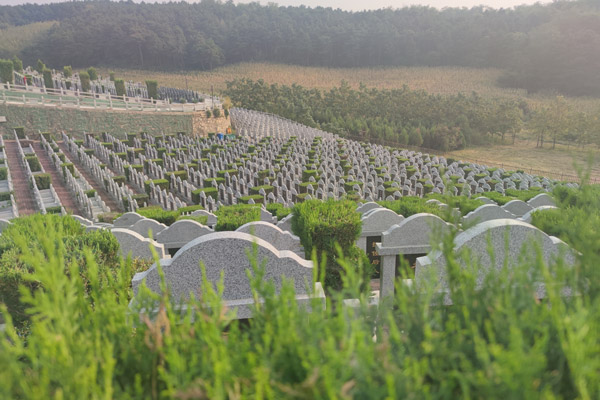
[528,193,556,208]
[415,219,576,304]
[502,199,533,217]
[131,231,324,319]
[113,212,145,228]
[155,219,214,255]
[356,202,380,214]
[462,204,517,226]
[190,210,218,227]
[128,218,168,238]
[376,213,454,297]
[71,215,93,227]
[112,228,166,260]
[236,221,304,257]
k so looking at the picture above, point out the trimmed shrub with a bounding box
[0,191,12,202]
[112,176,126,185]
[266,203,292,220]
[378,197,446,219]
[63,65,72,78]
[292,199,367,289]
[239,195,264,204]
[79,71,90,92]
[192,187,218,204]
[217,169,238,178]
[45,206,62,214]
[26,156,41,172]
[144,179,169,195]
[0,59,14,84]
[114,79,125,96]
[215,204,261,231]
[14,127,25,139]
[250,185,273,196]
[167,170,188,181]
[85,189,96,198]
[42,68,53,89]
[34,173,51,190]
[302,170,318,181]
[136,206,178,226]
[146,80,158,100]
[202,177,225,188]
[60,162,75,177]
[0,167,7,181]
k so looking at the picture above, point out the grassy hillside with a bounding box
[0,21,56,59]
[104,63,600,113]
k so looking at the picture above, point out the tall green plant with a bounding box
[0,59,13,84]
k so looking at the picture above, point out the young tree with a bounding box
[114,79,126,96]
[63,66,72,78]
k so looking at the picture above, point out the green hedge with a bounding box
[249,185,273,196]
[215,204,261,231]
[0,191,12,202]
[144,179,169,195]
[239,195,264,204]
[167,170,188,181]
[45,206,62,214]
[266,203,292,220]
[217,169,238,178]
[26,156,41,173]
[0,167,7,181]
[85,189,96,198]
[378,197,446,219]
[14,126,25,138]
[302,170,318,181]
[291,199,367,290]
[192,187,218,204]
[34,173,51,190]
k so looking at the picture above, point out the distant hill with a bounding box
[1,0,599,96]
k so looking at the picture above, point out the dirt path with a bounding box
[4,140,37,215]
[32,141,83,215]
[55,141,122,212]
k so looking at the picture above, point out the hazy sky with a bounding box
[0,0,554,11]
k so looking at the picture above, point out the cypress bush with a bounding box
[292,199,367,289]
[114,79,126,96]
[79,71,91,92]
[0,59,13,84]
[42,68,53,89]
[145,80,158,99]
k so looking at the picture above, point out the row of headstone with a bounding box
[0,137,18,220]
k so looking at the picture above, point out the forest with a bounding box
[0,0,599,96]
[225,78,600,151]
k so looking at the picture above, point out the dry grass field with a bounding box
[104,63,600,113]
[447,137,600,183]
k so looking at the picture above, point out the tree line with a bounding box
[225,78,600,151]
[0,0,599,97]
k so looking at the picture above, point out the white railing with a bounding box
[2,82,213,113]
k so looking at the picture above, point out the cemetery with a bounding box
[0,102,597,397]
